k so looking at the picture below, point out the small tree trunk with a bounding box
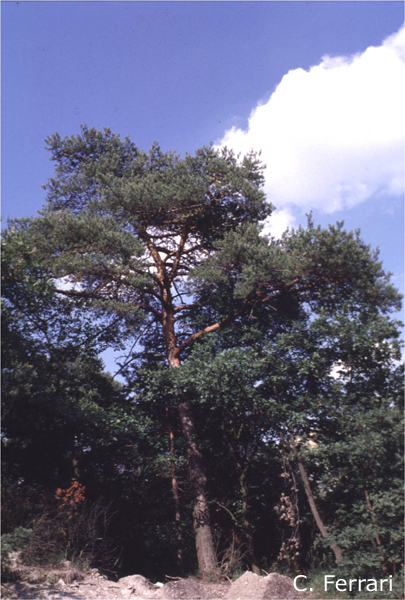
[178,399,217,575]
[72,439,81,479]
[288,432,343,564]
[239,469,260,574]
[166,405,184,571]
[364,489,389,574]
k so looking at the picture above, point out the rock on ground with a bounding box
[226,571,301,600]
[118,575,162,597]
[155,578,214,599]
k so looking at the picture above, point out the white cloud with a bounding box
[260,208,297,239]
[217,26,405,219]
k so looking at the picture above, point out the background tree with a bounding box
[301,316,404,579]
[2,223,135,489]
[254,285,403,576]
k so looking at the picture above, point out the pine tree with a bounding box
[5,125,400,574]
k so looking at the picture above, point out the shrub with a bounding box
[1,526,33,579]
[21,497,120,577]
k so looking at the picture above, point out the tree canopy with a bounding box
[2,126,403,584]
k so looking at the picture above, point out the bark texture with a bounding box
[178,399,217,574]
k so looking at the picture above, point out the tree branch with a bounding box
[175,305,245,358]
[56,288,163,320]
[169,223,189,283]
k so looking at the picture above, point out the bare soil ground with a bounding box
[2,555,303,600]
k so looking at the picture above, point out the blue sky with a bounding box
[2,1,404,317]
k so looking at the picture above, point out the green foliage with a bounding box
[308,369,404,578]
[1,527,33,556]
[1,227,141,492]
[2,127,403,579]
[1,527,33,579]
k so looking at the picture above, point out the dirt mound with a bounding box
[119,574,163,596]
[226,571,301,599]
[2,557,301,600]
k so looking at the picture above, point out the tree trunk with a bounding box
[239,469,260,574]
[157,261,217,574]
[288,432,343,563]
[167,345,217,575]
[178,399,217,575]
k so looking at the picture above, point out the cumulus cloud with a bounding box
[217,26,405,228]
[260,208,297,239]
